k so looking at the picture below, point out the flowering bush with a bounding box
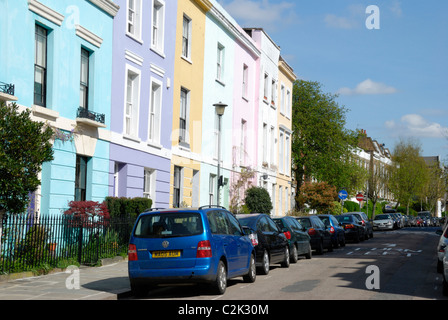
[64,201,110,218]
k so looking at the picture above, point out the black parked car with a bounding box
[343,212,373,239]
[317,214,346,248]
[236,214,290,275]
[295,216,333,255]
[274,216,312,263]
[335,214,366,243]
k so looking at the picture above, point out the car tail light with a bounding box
[249,233,258,246]
[345,224,355,229]
[284,231,291,240]
[361,220,366,226]
[197,240,212,258]
[308,228,316,236]
[329,226,335,234]
[128,244,138,261]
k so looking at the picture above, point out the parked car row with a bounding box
[127,206,381,296]
[435,220,448,296]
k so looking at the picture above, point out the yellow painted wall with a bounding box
[170,0,209,207]
[276,59,296,215]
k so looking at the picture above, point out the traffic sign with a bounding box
[356,193,364,202]
[338,190,348,200]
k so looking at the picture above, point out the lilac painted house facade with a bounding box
[109,0,177,208]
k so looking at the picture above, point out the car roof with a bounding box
[140,206,228,215]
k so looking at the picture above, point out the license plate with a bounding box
[152,250,181,258]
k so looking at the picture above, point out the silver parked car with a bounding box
[436,223,448,273]
[373,214,394,231]
[443,246,448,296]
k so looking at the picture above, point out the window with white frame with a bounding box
[80,48,90,110]
[216,43,224,81]
[278,186,283,215]
[242,64,248,99]
[143,168,156,202]
[152,0,165,53]
[173,166,182,207]
[34,24,47,107]
[240,120,247,166]
[286,88,291,118]
[182,15,192,59]
[209,174,216,205]
[125,67,140,137]
[288,135,291,174]
[263,73,269,101]
[127,0,142,40]
[262,123,267,164]
[179,87,190,145]
[280,84,285,115]
[285,187,289,213]
[279,130,284,173]
[148,79,162,144]
[271,79,276,106]
[270,126,275,166]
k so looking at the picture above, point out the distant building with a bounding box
[353,130,394,205]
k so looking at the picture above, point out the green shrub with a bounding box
[244,187,273,214]
[105,197,152,220]
[343,201,360,212]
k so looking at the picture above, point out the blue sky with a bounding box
[217,0,448,160]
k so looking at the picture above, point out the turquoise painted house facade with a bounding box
[0,0,119,216]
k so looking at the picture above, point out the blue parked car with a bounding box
[317,214,346,248]
[128,206,256,296]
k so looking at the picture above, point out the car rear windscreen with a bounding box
[134,212,203,238]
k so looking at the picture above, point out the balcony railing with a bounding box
[0,82,15,96]
[77,107,105,125]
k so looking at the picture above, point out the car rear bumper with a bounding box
[128,261,216,284]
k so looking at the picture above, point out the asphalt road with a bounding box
[122,227,447,301]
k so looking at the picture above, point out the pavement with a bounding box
[0,257,131,300]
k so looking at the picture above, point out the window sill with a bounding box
[123,134,141,143]
[32,105,59,121]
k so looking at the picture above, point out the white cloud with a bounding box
[385,114,448,139]
[337,79,398,95]
[390,1,403,17]
[218,0,297,32]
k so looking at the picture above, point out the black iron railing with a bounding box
[77,107,105,124]
[1,214,134,274]
[0,82,15,96]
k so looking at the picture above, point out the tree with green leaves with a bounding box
[388,138,428,215]
[0,102,54,252]
[244,186,273,214]
[291,80,364,210]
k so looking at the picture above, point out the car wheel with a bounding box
[437,260,443,273]
[291,244,299,263]
[281,246,290,268]
[327,239,333,252]
[243,253,256,283]
[340,235,346,247]
[316,240,324,255]
[305,243,312,259]
[443,278,448,297]
[259,250,270,275]
[354,231,360,243]
[212,260,227,295]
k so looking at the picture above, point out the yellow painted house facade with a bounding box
[170,0,211,207]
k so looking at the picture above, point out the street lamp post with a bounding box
[213,102,227,206]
